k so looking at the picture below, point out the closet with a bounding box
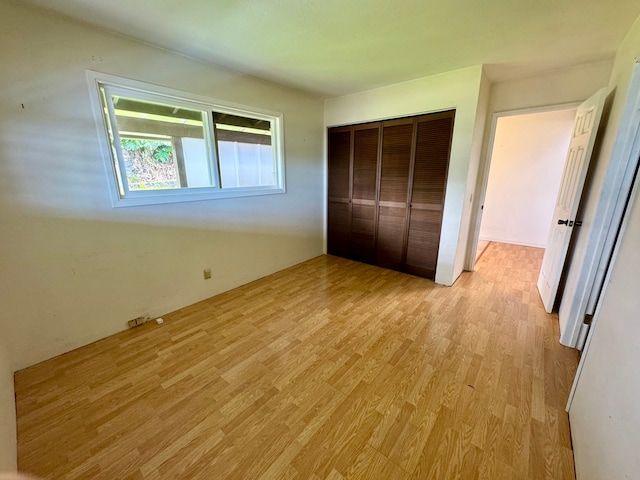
[327,110,454,280]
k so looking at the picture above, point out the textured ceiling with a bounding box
[18,0,640,98]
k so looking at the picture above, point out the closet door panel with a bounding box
[352,126,379,201]
[328,202,351,256]
[350,125,380,261]
[377,205,406,268]
[378,122,413,203]
[411,114,454,207]
[406,113,454,277]
[350,204,376,261]
[376,120,414,268]
[327,129,351,200]
[327,128,352,256]
[405,207,441,278]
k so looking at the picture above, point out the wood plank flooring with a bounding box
[15,242,580,479]
[475,240,491,262]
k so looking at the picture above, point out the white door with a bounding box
[537,88,607,312]
[559,65,640,349]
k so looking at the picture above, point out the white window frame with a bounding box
[86,71,286,207]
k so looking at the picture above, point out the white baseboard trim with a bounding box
[478,237,546,248]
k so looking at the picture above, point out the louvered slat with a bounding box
[328,129,351,200]
[353,127,379,201]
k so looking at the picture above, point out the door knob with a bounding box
[558,219,569,225]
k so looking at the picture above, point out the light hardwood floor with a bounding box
[475,240,491,262]
[15,242,579,480]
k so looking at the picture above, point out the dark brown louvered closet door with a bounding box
[376,119,414,269]
[327,127,351,257]
[405,111,454,278]
[350,124,380,262]
[326,110,454,281]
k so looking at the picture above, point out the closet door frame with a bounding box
[327,109,455,280]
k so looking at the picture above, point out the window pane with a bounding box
[92,73,285,205]
[109,94,213,190]
[182,138,210,187]
[120,137,178,190]
[214,113,275,188]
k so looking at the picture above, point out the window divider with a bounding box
[103,85,132,197]
[209,113,223,189]
[172,137,188,188]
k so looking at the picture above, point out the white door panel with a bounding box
[560,65,640,349]
[537,88,607,313]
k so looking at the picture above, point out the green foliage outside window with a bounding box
[120,137,179,190]
[121,138,174,163]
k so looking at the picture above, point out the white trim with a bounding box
[324,106,456,129]
[85,70,286,207]
[492,102,582,118]
[87,70,283,121]
[103,85,133,196]
[465,102,580,271]
[476,236,547,248]
[559,62,640,348]
[86,73,124,206]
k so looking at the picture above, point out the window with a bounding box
[87,71,285,206]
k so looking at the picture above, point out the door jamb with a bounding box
[566,62,640,408]
[567,153,640,410]
[465,102,581,271]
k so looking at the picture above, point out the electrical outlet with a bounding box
[203,268,212,280]
[127,316,147,328]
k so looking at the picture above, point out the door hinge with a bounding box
[577,314,594,351]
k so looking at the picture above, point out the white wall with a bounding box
[0,2,325,370]
[489,61,614,113]
[0,340,16,473]
[324,65,489,286]
[479,109,576,247]
[569,14,640,480]
[570,184,640,480]
[459,71,491,272]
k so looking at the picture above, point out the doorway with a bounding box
[473,107,578,265]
